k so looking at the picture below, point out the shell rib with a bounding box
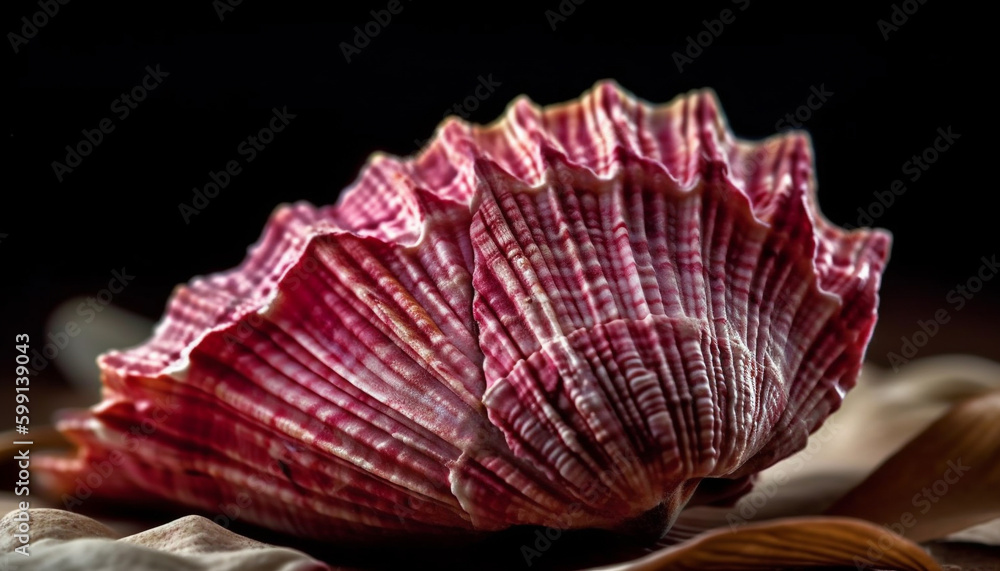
[38,82,890,540]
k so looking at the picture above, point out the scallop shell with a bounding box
[38,81,890,541]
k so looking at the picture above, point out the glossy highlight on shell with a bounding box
[38,81,891,541]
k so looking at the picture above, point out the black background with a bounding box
[5,1,995,393]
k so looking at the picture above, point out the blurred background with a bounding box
[3,0,995,431]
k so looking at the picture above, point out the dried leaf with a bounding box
[826,390,1000,543]
[591,517,940,570]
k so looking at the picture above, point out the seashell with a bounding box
[37,81,890,541]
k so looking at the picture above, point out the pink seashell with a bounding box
[38,81,890,541]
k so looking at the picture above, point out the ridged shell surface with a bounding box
[38,82,891,540]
